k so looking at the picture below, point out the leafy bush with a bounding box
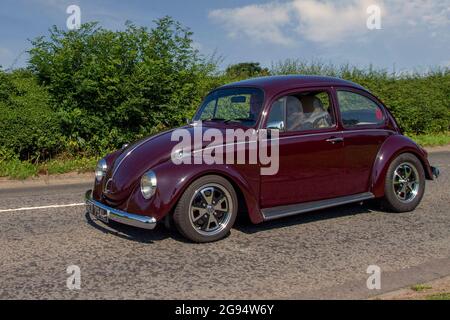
[1,18,449,169]
[271,60,450,134]
[28,17,217,155]
[0,69,62,161]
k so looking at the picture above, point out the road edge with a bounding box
[370,275,450,300]
[0,172,93,190]
[1,145,448,190]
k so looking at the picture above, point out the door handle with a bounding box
[326,137,344,144]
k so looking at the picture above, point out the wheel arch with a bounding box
[176,170,263,224]
[370,135,433,197]
[150,162,263,224]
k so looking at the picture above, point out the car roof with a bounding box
[219,75,368,93]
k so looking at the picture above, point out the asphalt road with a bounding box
[0,152,449,299]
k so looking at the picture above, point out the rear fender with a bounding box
[370,135,433,197]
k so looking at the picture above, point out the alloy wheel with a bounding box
[392,162,420,203]
[189,183,233,236]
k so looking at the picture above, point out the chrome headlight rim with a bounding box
[141,170,157,199]
[95,158,108,182]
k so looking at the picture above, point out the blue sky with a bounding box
[1,0,449,72]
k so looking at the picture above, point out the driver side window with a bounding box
[266,91,335,132]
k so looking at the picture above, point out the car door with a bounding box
[334,88,393,195]
[259,87,347,209]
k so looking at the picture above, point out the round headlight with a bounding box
[141,170,157,199]
[95,158,108,181]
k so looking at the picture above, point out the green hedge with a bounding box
[271,60,450,134]
[27,17,216,157]
[0,70,62,160]
[0,20,449,163]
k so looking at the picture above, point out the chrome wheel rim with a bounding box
[392,162,420,203]
[189,183,233,236]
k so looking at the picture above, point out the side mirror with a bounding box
[266,120,285,131]
[185,118,192,125]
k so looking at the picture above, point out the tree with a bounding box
[225,62,269,79]
[28,16,217,154]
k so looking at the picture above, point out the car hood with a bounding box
[102,123,247,202]
[102,128,178,202]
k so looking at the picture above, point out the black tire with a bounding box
[173,175,238,243]
[381,153,425,212]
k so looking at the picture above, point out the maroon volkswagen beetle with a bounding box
[86,75,439,242]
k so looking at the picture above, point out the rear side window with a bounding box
[337,91,384,127]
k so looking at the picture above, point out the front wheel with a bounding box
[173,175,238,243]
[381,153,425,212]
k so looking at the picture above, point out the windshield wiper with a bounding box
[203,117,226,122]
[224,118,254,124]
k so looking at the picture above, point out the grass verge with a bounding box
[407,132,450,147]
[0,157,97,180]
[411,284,432,292]
[426,292,450,300]
[372,276,450,300]
[0,132,449,180]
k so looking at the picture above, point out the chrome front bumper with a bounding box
[85,190,157,230]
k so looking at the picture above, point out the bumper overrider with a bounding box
[85,190,157,230]
[431,166,440,179]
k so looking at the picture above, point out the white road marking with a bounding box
[0,203,85,213]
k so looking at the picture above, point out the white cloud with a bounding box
[209,3,294,46]
[390,0,450,28]
[209,0,450,46]
[382,0,450,43]
[292,0,381,44]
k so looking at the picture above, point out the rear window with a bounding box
[337,91,384,127]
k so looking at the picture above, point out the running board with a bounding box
[261,192,375,221]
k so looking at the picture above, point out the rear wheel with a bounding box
[173,175,238,243]
[381,153,425,212]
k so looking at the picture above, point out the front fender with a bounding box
[371,134,433,197]
[125,161,263,224]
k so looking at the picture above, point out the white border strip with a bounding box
[0,203,84,213]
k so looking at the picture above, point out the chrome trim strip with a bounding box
[261,192,375,221]
[85,190,157,230]
[276,130,340,140]
[342,129,396,135]
[261,128,396,142]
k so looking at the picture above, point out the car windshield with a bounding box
[194,88,264,126]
